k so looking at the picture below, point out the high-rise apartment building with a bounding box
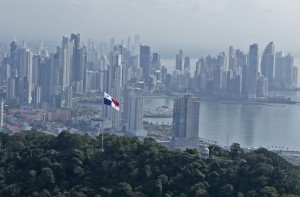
[282,54,296,89]
[124,89,145,136]
[71,33,81,82]
[171,94,200,150]
[19,48,33,104]
[32,55,40,88]
[261,42,275,80]
[228,46,237,73]
[39,58,51,103]
[134,34,140,55]
[152,52,160,70]
[161,65,167,83]
[176,49,183,71]
[236,49,247,76]
[256,76,268,97]
[247,44,259,98]
[110,38,115,53]
[0,99,3,127]
[274,52,298,89]
[184,56,190,70]
[50,53,60,101]
[32,86,41,109]
[140,45,151,79]
[65,86,73,108]
[60,36,73,90]
[103,52,123,130]
[213,67,225,90]
[218,51,228,71]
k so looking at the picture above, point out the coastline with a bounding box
[145,91,299,106]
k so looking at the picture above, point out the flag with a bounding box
[104,92,120,111]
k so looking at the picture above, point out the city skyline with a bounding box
[1,0,300,57]
[2,34,298,101]
[2,36,300,67]
[0,30,298,143]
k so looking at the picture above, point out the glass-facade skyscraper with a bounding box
[171,94,200,150]
[248,43,259,98]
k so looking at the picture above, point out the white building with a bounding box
[103,52,123,130]
[19,48,33,104]
[60,36,73,90]
[125,89,146,137]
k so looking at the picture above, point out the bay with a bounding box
[143,91,300,151]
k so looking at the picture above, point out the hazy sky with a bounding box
[1,0,300,57]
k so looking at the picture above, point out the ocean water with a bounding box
[143,91,300,151]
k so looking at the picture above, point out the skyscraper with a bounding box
[32,55,40,88]
[236,49,247,76]
[103,52,123,130]
[0,99,3,127]
[171,94,200,150]
[32,86,41,109]
[19,48,33,104]
[228,46,237,73]
[217,52,227,71]
[71,33,81,82]
[140,45,151,79]
[184,56,190,70]
[282,54,295,89]
[152,52,160,70]
[133,34,140,67]
[176,49,183,71]
[256,76,268,97]
[194,57,206,92]
[80,46,88,94]
[213,67,224,90]
[261,42,275,80]
[9,39,18,76]
[274,51,284,85]
[134,34,140,55]
[60,36,73,90]
[39,58,51,103]
[65,86,73,108]
[247,44,259,98]
[124,89,145,136]
[49,53,60,102]
[110,38,115,53]
[127,37,131,51]
[274,52,297,89]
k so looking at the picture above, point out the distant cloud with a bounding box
[0,0,300,56]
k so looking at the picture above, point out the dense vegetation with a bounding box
[0,130,300,197]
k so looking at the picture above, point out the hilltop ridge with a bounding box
[0,130,300,197]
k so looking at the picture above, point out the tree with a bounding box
[260,186,278,197]
[40,167,55,189]
[39,189,51,197]
[112,182,133,197]
[1,131,300,197]
[153,179,162,196]
[230,143,244,159]
[220,184,235,196]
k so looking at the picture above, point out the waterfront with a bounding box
[161,58,300,87]
[143,90,300,151]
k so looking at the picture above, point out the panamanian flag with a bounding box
[104,92,120,111]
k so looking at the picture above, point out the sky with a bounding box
[1,0,300,58]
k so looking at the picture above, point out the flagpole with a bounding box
[101,92,119,151]
[101,92,104,152]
